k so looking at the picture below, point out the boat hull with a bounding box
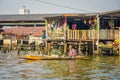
[24,55,90,60]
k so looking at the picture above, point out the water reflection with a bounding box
[69,60,76,73]
[0,52,120,80]
[26,60,40,64]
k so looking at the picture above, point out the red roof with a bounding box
[3,26,45,36]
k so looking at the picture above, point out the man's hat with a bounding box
[69,45,72,49]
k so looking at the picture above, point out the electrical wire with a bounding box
[35,0,96,13]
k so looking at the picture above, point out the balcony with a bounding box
[47,30,120,41]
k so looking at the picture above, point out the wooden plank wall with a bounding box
[67,30,120,40]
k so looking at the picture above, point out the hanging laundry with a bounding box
[72,24,77,30]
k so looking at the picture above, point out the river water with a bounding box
[0,52,120,80]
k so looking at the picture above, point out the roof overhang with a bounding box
[100,9,120,16]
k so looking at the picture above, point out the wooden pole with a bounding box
[47,43,51,55]
[68,30,69,39]
[78,38,82,56]
[64,40,67,55]
[45,20,48,55]
[92,30,95,55]
[64,16,67,40]
[96,15,100,55]
[63,15,67,56]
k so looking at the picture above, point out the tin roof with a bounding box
[100,9,120,17]
[0,9,119,21]
[0,14,61,21]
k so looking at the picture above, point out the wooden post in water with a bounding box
[47,42,51,55]
[64,40,67,56]
[63,16,67,56]
[96,15,100,55]
[45,20,48,55]
[17,44,20,55]
[78,40,81,55]
[78,30,82,56]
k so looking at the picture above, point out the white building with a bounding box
[19,6,30,14]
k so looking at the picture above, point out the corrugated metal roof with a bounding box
[100,9,120,17]
[0,14,61,21]
[0,10,119,21]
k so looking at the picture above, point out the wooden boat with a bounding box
[24,54,90,60]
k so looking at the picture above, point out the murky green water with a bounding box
[0,52,120,80]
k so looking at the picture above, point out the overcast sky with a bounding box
[0,0,120,14]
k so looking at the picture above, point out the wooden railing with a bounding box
[67,30,98,40]
[99,30,120,40]
[67,30,120,40]
[47,30,120,40]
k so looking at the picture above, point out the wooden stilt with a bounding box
[17,44,20,55]
[96,15,100,55]
[78,41,81,55]
[64,40,67,55]
[47,42,51,55]
[92,30,95,55]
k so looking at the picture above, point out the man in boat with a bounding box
[68,45,77,57]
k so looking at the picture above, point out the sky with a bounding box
[0,0,120,14]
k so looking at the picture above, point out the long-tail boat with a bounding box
[23,54,90,60]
